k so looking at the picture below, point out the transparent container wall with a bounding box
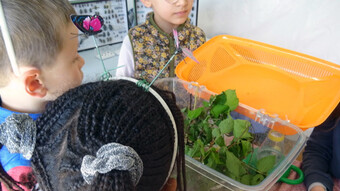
[154,78,307,191]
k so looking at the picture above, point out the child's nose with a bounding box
[175,0,189,6]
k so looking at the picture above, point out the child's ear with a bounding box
[23,69,47,98]
[140,0,152,8]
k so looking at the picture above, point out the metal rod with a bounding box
[0,0,20,76]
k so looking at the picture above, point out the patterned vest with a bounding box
[129,12,206,82]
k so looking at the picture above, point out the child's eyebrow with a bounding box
[70,33,80,39]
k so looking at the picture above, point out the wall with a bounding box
[197,0,340,65]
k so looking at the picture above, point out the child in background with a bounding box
[116,0,206,82]
[24,79,184,191]
[302,103,340,191]
[0,0,84,190]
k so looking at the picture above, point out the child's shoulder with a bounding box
[183,21,206,37]
[129,22,148,31]
[191,25,206,36]
[128,23,149,37]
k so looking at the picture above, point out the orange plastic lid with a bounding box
[175,35,340,130]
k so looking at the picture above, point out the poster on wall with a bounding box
[134,0,198,26]
[70,0,129,51]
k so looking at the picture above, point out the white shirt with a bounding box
[116,35,134,77]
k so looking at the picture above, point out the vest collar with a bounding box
[146,12,191,44]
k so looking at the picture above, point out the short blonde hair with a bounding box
[0,0,76,86]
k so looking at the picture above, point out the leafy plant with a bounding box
[183,90,276,185]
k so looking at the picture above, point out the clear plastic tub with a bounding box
[154,78,307,191]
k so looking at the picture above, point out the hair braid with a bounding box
[0,167,23,191]
[31,79,185,191]
[0,145,25,191]
[153,88,186,191]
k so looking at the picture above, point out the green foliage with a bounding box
[183,90,276,186]
[257,155,276,173]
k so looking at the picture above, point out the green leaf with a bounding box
[202,101,210,108]
[239,163,247,176]
[209,95,216,105]
[212,128,221,138]
[233,119,252,139]
[219,116,234,134]
[224,89,239,111]
[218,146,227,161]
[228,173,237,181]
[226,151,242,177]
[189,125,199,141]
[211,104,228,118]
[197,139,204,147]
[206,154,215,169]
[187,147,198,158]
[257,155,276,173]
[200,145,206,159]
[251,174,265,185]
[182,89,261,186]
[203,123,212,144]
[229,140,242,158]
[206,148,220,169]
[187,139,204,158]
[241,140,252,158]
[240,174,252,185]
[215,136,225,147]
[187,107,204,120]
[184,118,190,127]
[213,93,226,105]
[185,145,190,155]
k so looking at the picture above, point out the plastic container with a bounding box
[175,35,340,130]
[154,78,307,191]
[256,130,285,167]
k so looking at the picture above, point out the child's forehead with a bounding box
[66,22,79,40]
[52,22,79,60]
[61,23,79,50]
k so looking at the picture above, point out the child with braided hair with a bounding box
[2,78,185,191]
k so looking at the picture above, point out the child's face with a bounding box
[150,0,194,33]
[42,22,85,100]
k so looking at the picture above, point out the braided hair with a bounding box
[30,79,186,191]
